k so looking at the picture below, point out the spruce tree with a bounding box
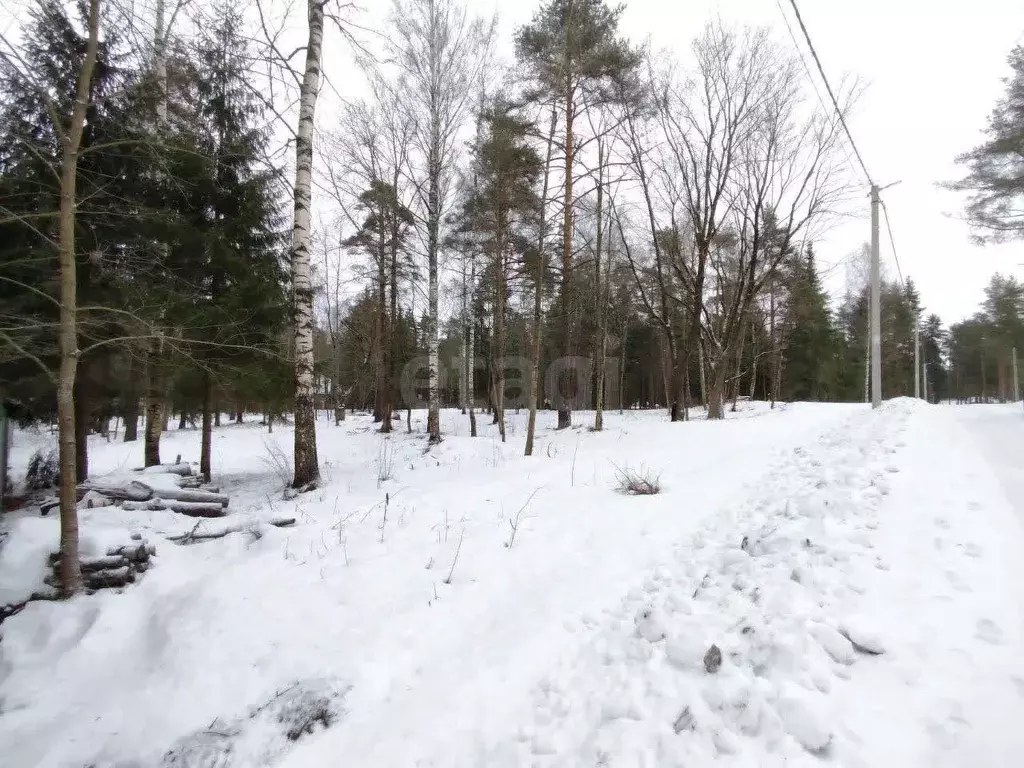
[0,0,149,477]
[779,244,836,401]
[920,314,948,403]
[179,0,287,479]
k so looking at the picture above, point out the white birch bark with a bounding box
[391,0,494,444]
[290,0,324,489]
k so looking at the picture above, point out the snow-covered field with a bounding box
[2,401,1024,767]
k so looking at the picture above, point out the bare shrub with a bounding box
[261,437,293,487]
[613,464,662,495]
[376,439,396,487]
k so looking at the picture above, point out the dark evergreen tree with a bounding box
[0,0,152,477]
[920,313,948,403]
[779,244,837,401]
[951,44,1024,242]
[179,0,287,477]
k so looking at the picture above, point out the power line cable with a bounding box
[773,0,860,178]
[880,200,905,288]
[785,0,875,188]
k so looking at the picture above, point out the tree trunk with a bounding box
[731,317,747,412]
[56,0,101,597]
[468,294,477,438]
[706,360,728,420]
[526,107,556,455]
[668,354,683,422]
[460,264,470,417]
[593,143,607,432]
[335,359,345,424]
[557,86,575,430]
[122,352,140,442]
[123,407,139,442]
[373,261,385,424]
[619,318,627,414]
[290,0,324,490]
[698,338,708,409]
[200,371,213,482]
[425,93,442,444]
[144,355,163,467]
[381,224,399,434]
[494,234,507,443]
[749,316,759,402]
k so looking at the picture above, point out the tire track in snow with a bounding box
[474,403,912,767]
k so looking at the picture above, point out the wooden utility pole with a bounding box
[870,183,881,409]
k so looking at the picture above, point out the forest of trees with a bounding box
[0,0,1021,593]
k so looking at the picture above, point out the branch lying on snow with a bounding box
[167,517,296,544]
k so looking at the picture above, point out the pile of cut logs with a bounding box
[40,461,230,518]
[44,535,156,593]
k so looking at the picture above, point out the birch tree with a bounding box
[290,0,326,489]
[390,0,495,444]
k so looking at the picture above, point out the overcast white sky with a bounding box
[451,0,1024,324]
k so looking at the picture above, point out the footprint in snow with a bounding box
[944,570,972,593]
[1010,675,1024,698]
[975,618,1003,645]
[961,542,983,558]
[926,701,970,751]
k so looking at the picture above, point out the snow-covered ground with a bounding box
[1,401,1024,767]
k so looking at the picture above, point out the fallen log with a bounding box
[149,487,229,507]
[107,543,153,563]
[121,499,226,518]
[141,463,192,477]
[78,479,153,503]
[40,497,59,516]
[84,566,135,589]
[80,555,129,572]
[78,490,115,510]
